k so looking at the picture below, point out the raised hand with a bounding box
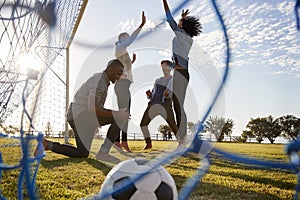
[140,11,146,27]
[181,9,190,18]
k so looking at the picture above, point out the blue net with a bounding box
[0,0,86,199]
[0,0,299,199]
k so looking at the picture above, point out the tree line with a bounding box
[158,114,300,144]
[2,115,300,144]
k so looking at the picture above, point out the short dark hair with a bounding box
[107,59,123,69]
[182,16,202,37]
[160,60,171,66]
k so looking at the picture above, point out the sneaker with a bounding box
[120,142,132,152]
[95,151,120,163]
[113,142,126,154]
[143,143,152,150]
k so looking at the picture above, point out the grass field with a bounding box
[0,138,296,199]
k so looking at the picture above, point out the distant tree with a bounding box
[1,124,7,133]
[158,124,172,140]
[204,116,234,142]
[245,116,281,144]
[68,129,75,138]
[0,123,4,133]
[275,115,300,141]
[264,116,281,144]
[45,122,52,137]
[241,130,254,143]
[222,119,234,137]
[244,118,264,143]
[0,124,19,135]
[187,121,195,133]
[232,136,246,143]
[204,116,223,141]
[5,125,19,135]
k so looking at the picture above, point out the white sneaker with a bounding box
[95,151,120,163]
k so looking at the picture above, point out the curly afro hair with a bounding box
[182,16,202,37]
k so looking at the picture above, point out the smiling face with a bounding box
[161,61,171,76]
[110,66,123,83]
[105,59,124,83]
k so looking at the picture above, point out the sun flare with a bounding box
[16,53,43,76]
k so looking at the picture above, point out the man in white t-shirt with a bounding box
[35,59,130,163]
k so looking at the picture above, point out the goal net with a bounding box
[0,0,87,135]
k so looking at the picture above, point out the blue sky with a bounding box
[70,0,300,136]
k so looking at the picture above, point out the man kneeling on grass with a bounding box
[35,59,130,163]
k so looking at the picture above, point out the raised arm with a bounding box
[139,11,146,28]
[162,0,170,13]
[162,0,180,32]
[128,11,146,41]
[118,11,146,48]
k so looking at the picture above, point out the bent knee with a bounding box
[78,149,89,158]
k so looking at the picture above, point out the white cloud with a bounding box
[115,0,300,77]
[190,0,300,77]
[117,18,158,33]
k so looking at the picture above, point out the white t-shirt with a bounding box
[67,72,110,120]
[114,28,142,83]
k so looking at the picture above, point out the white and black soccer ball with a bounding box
[99,157,178,200]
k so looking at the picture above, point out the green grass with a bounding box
[0,139,296,199]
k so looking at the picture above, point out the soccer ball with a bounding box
[99,157,178,200]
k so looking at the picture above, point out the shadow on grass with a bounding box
[122,149,175,160]
[211,156,293,174]
[185,181,287,200]
[40,156,113,175]
[162,152,295,199]
[209,158,295,191]
[171,170,291,199]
